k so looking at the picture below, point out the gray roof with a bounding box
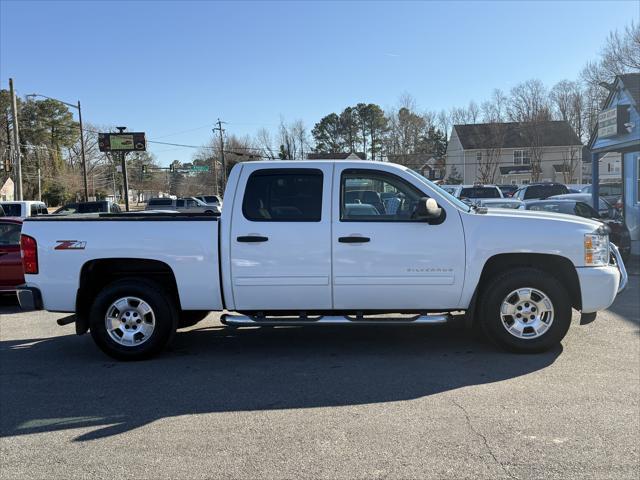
[454,121,582,150]
[619,73,639,106]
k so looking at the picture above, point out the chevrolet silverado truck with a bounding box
[17,160,628,360]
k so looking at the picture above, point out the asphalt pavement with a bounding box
[1,278,638,479]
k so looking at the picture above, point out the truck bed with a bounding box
[21,213,223,312]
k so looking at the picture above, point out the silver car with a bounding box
[145,197,220,214]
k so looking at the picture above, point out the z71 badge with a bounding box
[55,240,87,250]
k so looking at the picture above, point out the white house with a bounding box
[598,152,622,181]
[1,177,14,201]
[445,121,584,185]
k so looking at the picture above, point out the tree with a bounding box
[560,145,581,183]
[481,89,508,122]
[550,80,585,141]
[446,164,463,184]
[507,79,552,122]
[312,113,343,153]
[359,103,387,160]
[580,21,639,136]
[338,107,360,153]
[477,123,508,184]
[418,126,447,159]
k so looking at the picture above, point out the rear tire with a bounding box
[89,278,178,360]
[479,268,572,353]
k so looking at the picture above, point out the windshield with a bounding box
[405,170,471,212]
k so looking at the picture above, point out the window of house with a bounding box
[243,169,323,221]
[476,152,482,163]
[340,169,426,221]
[513,150,531,165]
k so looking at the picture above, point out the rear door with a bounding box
[0,221,24,290]
[331,166,466,310]
[230,165,333,310]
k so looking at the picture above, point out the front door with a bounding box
[331,166,465,311]
[230,165,333,311]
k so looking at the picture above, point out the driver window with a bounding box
[341,169,425,221]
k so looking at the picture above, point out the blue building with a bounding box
[589,73,640,256]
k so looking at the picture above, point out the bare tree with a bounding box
[481,89,508,122]
[550,80,585,141]
[560,145,581,183]
[436,109,451,139]
[477,123,508,184]
[508,79,552,122]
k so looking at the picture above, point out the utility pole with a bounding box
[213,119,227,193]
[77,100,89,201]
[212,157,219,196]
[117,126,130,211]
[8,78,23,201]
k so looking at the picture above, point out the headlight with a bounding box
[584,232,609,266]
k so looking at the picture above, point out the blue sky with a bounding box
[1,0,637,165]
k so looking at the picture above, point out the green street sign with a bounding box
[191,166,210,172]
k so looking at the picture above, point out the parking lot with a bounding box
[0,278,638,480]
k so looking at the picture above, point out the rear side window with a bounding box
[1,204,21,216]
[243,169,323,221]
[0,222,21,245]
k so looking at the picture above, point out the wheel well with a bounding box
[75,258,179,334]
[476,253,581,311]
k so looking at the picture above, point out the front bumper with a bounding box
[16,286,43,311]
[576,244,628,314]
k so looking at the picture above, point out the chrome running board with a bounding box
[220,313,450,327]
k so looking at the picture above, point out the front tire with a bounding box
[89,278,178,360]
[479,268,572,353]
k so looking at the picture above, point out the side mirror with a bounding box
[415,197,442,220]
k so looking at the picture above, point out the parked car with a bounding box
[581,183,623,211]
[0,217,24,294]
[145,197,220,214]
[549,193,618,219]
[195,195,222,207]
[496,184,519,197]
[476,198,523,209]
[513,183,569,200]
[18,160,626,360]
[0,201,48,218]
[451,184,503,201]
[523,198,631,260]
[54,201,122,215]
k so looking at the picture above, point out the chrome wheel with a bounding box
[104,296,156,347]
[500,288,554,339]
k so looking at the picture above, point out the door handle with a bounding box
[237,235,269,243]
[338,236,370,243]
[0,252,7,257]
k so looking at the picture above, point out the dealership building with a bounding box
[589,73,640,256]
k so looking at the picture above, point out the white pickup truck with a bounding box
[17,160,627,360]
